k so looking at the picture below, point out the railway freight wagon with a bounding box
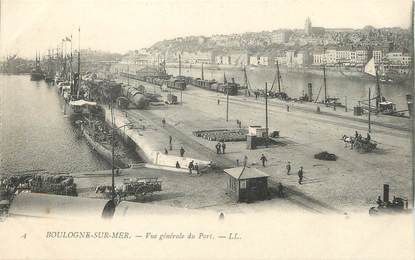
[190,78,238,96]
[191,78,217,91]
[165,78,186,90]
[145,77,186,91]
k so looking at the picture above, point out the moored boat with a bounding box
[30,52,45,81]
[80,117,129,169]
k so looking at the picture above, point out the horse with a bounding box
[341,135,354,149]
[95,185,113,194]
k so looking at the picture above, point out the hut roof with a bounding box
[224,166,269,180]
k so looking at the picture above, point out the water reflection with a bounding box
[0,74,110,174]
[167,67,412,110]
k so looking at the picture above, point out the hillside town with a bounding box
[123,18,412,76]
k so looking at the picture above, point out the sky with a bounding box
[0,0,412,58]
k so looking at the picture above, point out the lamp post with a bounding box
[345,96,348,112]
[265,82,269,148]
[110,106,134,203]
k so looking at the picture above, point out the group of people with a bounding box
[215,141,226,154]
[257,154,305,185]
[188,160,200,175]
[355,131,371,142]
[286,161,304,184]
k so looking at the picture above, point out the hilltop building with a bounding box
[305,17,312,36]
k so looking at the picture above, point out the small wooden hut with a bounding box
[224,166,270,202]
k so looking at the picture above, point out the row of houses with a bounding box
[313,48,412,68]
[126,48,411,70]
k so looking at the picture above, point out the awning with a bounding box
[69,100,97,107]
[8,193,112,219]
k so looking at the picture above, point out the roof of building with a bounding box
[8,192,112,219]
[224,166,270,180]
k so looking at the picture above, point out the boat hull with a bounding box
[30,73,45,81]
[81,125,128,169]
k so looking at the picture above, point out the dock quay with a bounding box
[112,76,412,213]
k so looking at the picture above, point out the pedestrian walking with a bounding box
[298,166,304,185]
[236,159,239,167]
[175,161,181,168]
[217,99,220,105]
[287,105,290,112]
[169,135,172,145]
[260,154,267,167]
[164,148,168,155]
[286,161,291,175]
[180,146,185,157]
[188,160,194,175]
[161,118,166,127]
[221,141,226,154]
[243,155,248,166]
[194,163,200,175]
[215,142,221,154]
[277,182,284,198]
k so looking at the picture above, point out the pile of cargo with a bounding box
[0,173,77,199]
[30,174,77,196]
[193,128,248,142]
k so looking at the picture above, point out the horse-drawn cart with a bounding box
[353,138,377,153]
[341,135,378,153]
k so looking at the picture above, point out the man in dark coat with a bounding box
[286,161,291,175]
[260,154,267,167]
[188,160,194,175]
[221,141,226,154]
[180,147,185,157]
[298,166,304,185]
[215,142,221,154]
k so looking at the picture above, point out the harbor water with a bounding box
[0,74,111,174]
[167,66,413,111]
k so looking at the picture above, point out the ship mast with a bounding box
[276,59,281,93]
[323,47,327,103]
[77,27,81,98]
[178,54,181,77]
[323,65,327,103]
[375,64,381,112]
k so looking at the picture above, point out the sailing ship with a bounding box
[269,60,289,100]
[30,52,45,81]
[44,50,56,83]
[361,57,401,116]
[61,28,94,119]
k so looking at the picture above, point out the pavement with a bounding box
[72,167,305,214]
[113,77,413,214]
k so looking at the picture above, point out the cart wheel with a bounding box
[369,207,379,216]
